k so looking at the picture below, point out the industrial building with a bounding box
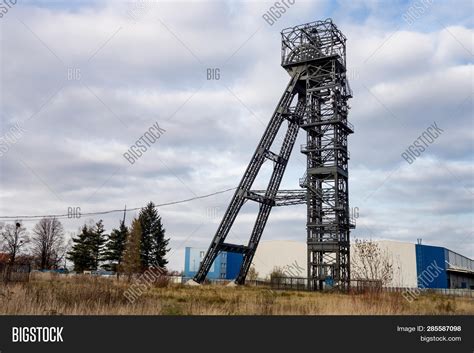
[416,243,474,289]
[184,247,243,280]
[250,240,473,289]
[185,240,473,289]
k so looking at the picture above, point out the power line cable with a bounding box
[0,187,237,222]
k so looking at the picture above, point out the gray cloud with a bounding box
[0,1,472,271]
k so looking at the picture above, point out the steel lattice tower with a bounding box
[193,19,354,290]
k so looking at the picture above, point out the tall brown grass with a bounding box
[0,275,472,315]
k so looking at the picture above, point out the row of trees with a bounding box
[0,218,67,271]
[67,202,170,276]
[0,202,170,277]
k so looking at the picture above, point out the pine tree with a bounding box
[151,213,169,268]
[67,225,94,272]
[89,220,107,270]
[103,218,128,275]
[122,217,142,280]
[138,201,170,270]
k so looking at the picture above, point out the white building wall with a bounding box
[372,240,417,288]
[251,239,418,287]
[252,240,306,279]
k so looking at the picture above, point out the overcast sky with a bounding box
[0,0,472,270]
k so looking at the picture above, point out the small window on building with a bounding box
[200,251,205,258]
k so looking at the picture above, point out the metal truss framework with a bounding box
[194,19,354,290]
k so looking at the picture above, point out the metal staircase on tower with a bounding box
[192,19,354,290]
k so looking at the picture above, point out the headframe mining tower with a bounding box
[193,19,354,290]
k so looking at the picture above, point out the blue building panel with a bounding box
[184,247,243,280]
[415,244,448,289]
[184,247,219,279]
[225,252,244,279]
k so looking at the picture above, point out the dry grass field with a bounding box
[0,275,472,315]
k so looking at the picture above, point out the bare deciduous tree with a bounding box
[269,266,287,281]
[1,221,29,267]
[247,266,259,281]
[31,217,65,270]
[352,239,393,286]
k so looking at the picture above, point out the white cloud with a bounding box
[0,1,472,271]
